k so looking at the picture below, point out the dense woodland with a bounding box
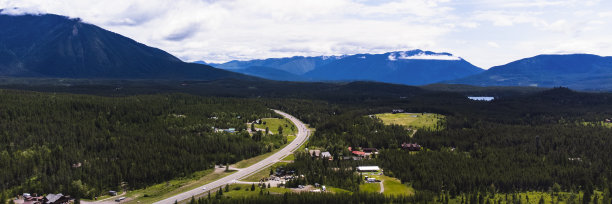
[0,89,282,199]
[1,81,612,203]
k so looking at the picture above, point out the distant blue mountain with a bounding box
[208,56,342,75]
[303,50,483,85]
[205,50,484,85]
[447,54,612,91]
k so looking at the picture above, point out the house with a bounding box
[363,148,378,153]
[108,191,117,196]
[23,195,45,204]
[223,128,236,133]
[352,151,365,157]
[320,152,332,160]
[309,150,321,157]
[606,119,611,123]
[44,193,71,204]
[392,109,405,114]
[357,166,380,172]
[401,142,421,151]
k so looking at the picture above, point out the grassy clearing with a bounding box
[189,184,292,201]
[124,169,236,203]
[254,118,297,135]
[375,113,445,130]
[327,187,352,194]
[359,183,381,193]
[240,163,287,182]
[361,174,413,196]
[379,175,414,196]
[581,121,612,128]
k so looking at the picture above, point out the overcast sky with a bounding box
[1,0,611,68]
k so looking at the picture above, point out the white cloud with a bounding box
[1,0,611,68]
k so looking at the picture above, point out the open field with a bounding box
[327,187,352,194]
[379,176,414,196]
[254,118,297,135]
[124,169,236,203]
[375,113,445,130]
[359,183,381,193]
[360,174,414,196]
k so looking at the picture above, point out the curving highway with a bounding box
[154,109,310,204]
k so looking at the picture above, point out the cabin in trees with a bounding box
[44,194,71,204]
[363,148,378,155]
[352,150,366,157]
[20,193,71,204]
[392,109,405,114]
[321,151,332,160]
[402,142,421,151]
[606,119,611,123]
[309,149,321,157]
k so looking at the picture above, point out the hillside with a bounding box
[0,13,252,80]
[447,54,612,91]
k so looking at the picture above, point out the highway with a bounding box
[154,109,310,204]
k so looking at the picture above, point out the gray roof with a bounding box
[45,193,63,203]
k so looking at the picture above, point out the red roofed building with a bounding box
[352,151,365,156]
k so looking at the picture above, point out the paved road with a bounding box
[154,109,310,204]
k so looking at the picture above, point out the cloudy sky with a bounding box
[1,0,611,68]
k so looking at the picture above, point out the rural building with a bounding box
[352,150,366,157]
[22,194,45,204]
[357,166,380,172]
[401,142,421,151]
[223,128,236,133]
[44,193,71,204]
[309,150,321,157]
[108,191,117,196]
[392,109,405,114]
[320,152,332,160]
[606,119,611,123]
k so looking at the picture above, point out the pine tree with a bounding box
[1,192,6,204]
[251,183,256,191]
[225,184,229,192]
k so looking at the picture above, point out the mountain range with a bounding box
[447,54,612,91]
[0,13,251,80]
[203,52,612,91]
[1,13,611,91]
[202,50,485,85]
